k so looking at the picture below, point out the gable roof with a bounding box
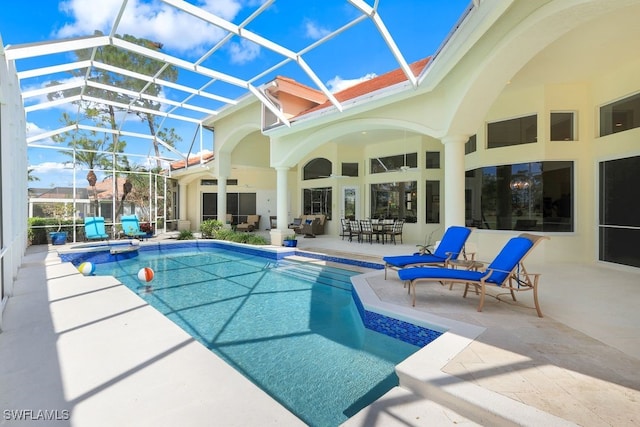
[294,56,432,119]
[267,76,327,104]
[170,152,215,171]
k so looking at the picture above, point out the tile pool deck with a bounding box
[0,234,638,426]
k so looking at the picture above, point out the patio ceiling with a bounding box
[3,0,473,165]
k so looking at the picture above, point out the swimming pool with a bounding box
[74,243,441,426]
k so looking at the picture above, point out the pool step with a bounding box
[275,260,354,289]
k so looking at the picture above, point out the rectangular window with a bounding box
[341,162,359,177]
[599,156,640,268]
[465,161,573,232]
[425,180,440,223]
[425,152,440,169]
[370,153,417,174]
[370,181,417,222]
[550,112,575,141]
[202,193,216,220]
[303,187,332,219]
[201,179,238,186]
[201,192,256,223]
[465,134,477,154]
[600,92,640,136]
[487,114,537,148]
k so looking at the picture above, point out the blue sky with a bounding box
[0,0,470,188]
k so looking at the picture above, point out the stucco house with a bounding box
[170,0,640,269]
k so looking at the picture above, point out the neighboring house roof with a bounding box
[93,177,128,199]
[170,152,215,171]
[295,56,432,119]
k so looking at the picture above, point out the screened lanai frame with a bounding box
[5,0,476,244]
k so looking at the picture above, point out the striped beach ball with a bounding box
[78,262,95,276]
[137,267,154,282]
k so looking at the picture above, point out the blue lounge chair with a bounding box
[121,215,147,239]
[397,233,548,317]
[84,216,109,241]
[383,226,472,279]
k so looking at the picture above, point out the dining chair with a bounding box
[359,219,374,244]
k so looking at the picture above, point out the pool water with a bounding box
[93,247,420,426]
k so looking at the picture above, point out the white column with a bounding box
[270,166,289,245]
[217,176,228,226]
[441,135,468,228]
[178,182,189,221]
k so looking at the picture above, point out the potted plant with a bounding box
[140,221,154,237]
[42,202,74,245]
[283,234,298,247]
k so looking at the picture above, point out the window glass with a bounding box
[465,134,477,154]
[600,92,640,136]
[487,115,537,148]
[425,152,440,169]
[201,192,256,224]
[201,179,238,185]
[370,153,417,173]
[303,187,332,219]
[341,162,358,177]
[599,156,640,227]
[599,156,640,268]
[370,181,417,222]
[425,180,440,223]
[550,112,575,141]
[303,158,332,180]
[465,161,573,232]
[202,193,216,220]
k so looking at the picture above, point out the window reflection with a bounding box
[465,161,573,232]
[370,181,417,222]
[303,187,332,219]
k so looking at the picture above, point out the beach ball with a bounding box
[137,267,154,282]
[78,262,95,276]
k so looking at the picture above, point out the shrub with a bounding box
[246,235,268,245]
[28,217,83,245]
[200,219,224,238]
[199,220,268,245]
[177,229,194,240]
[213,228,235,241]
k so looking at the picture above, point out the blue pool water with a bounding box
[87,246,427,426]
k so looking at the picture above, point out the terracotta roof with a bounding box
[92,177,128,199]
[170,152,214,171]
[268,76,327,104]
[296,56,431,118]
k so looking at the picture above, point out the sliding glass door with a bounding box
[599,156,640,268]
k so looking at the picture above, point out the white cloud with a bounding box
[227,39,261,65]
[304,20,330,40]
[55,0,244,55]
[326,73,377,93]
[31,161,74,174]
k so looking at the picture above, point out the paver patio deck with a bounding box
[1,233,638,426]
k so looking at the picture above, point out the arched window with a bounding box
[303,158,332,180]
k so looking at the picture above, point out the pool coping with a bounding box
[55,239,575,426]
[350,271,577,426]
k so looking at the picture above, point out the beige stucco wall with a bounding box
[190,0,640,267]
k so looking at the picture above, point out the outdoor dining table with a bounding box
[372,220,394,244]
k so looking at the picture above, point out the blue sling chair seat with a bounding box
[398,233,548,317]
[382,226,473,279]
[121,215,148,239]
[84,216,109,240]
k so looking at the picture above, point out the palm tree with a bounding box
[53,112,108,216]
